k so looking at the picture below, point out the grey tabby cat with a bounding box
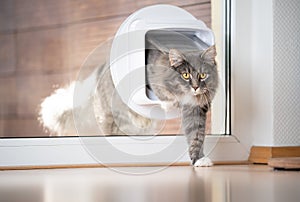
[39,33,218,166]
[146,44,218,165]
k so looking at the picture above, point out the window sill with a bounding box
[0,135,249,170]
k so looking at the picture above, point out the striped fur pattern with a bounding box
[147,45,218,165]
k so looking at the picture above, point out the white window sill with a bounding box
[0,135,249,169]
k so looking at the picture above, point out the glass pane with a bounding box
[0,0,227,137]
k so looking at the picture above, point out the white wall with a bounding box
[273,0,300,146]
[232,0,300,147]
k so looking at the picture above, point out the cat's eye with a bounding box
[199,73,207,80]
[181,72,190,80]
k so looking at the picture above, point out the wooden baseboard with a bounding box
[0,161,251,171]
[249,146,300,164]
[0,162,188,171]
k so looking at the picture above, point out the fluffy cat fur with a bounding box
[146,45,218,166]
[39,42,218,166]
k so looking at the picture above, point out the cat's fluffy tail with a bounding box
[39,68,97,136]
[39,82,77,136]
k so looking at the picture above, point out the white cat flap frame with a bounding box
[110,4,215,119]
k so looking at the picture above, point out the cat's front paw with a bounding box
[193,157,213,167]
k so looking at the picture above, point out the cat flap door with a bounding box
[110,4,214,120]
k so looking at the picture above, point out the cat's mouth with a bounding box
[193,88,211,107]
[192,87,209,96]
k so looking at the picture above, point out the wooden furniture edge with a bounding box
[249,146,300,164]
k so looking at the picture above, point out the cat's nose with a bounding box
[192,86,198,91]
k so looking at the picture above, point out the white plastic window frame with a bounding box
[0,0,254,168]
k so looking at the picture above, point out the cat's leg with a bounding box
[182,105,213,167]
[193,143,213,167]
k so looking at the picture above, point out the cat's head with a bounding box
[147,45,218,108]
[167,45,219,107]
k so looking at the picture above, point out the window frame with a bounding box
[0,0,253,169]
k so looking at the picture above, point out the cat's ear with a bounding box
[201,45,217,65]
[169,49,185,68]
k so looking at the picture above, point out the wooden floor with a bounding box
[0,165,299,202]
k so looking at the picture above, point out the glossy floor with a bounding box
[0,165,299,202]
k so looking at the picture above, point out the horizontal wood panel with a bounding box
[0,34,16,75]
[65,17,124,70]
[10,0,210,31]
[14,4,211,74]
[0,77,17,116]
[0,119,45,137]
[16,73,75,117]
[16,28,70,73]
[184,3,211,27]
[15,17,124,74]
[249,146,300,164]
[0,0,16,32]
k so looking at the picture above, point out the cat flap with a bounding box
[145,29,210,55]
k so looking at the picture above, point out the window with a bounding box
[0,0,247,169]
[1,0,228,138]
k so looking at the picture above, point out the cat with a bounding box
[146,43,219,166]
[39,35,218,167]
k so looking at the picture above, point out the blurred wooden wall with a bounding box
[0,0,211,137]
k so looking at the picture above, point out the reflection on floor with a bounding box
[0,165,299,202]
